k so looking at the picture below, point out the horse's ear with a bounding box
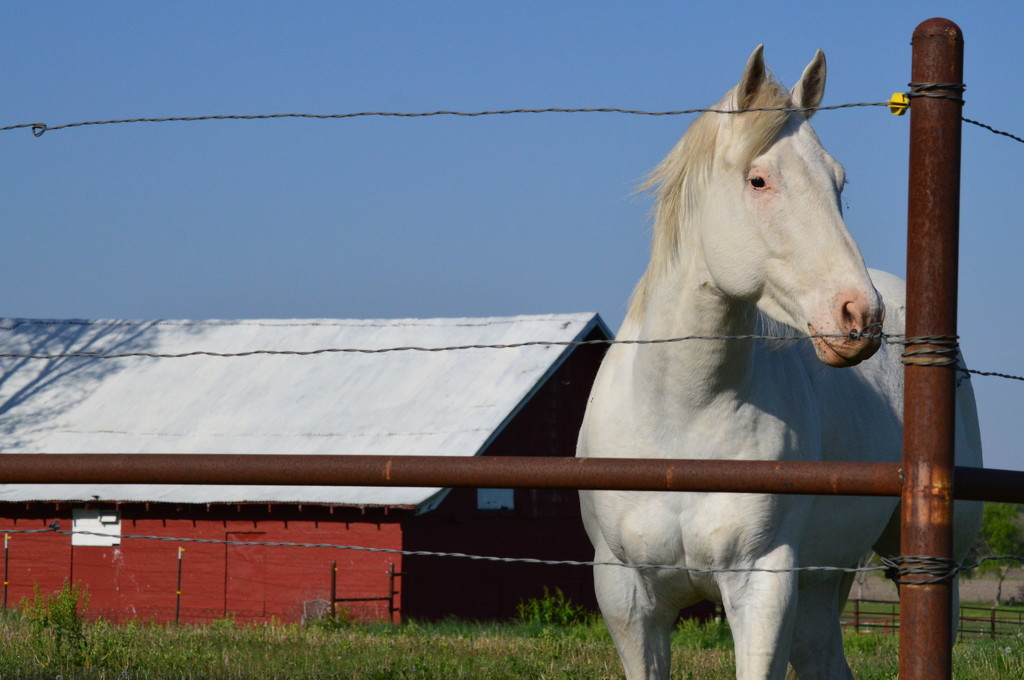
[791,49,826,118]
[735,45,766,111]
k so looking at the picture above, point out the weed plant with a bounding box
[515,586,591,627]
[15,580,90,670]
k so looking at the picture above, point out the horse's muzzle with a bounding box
[807,289,884,367]
[809,327,881,367]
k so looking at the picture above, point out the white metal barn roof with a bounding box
[0,313,609,511]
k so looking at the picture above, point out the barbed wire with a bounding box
[3,102,1021,145]
[962,117,1024,145]
[960,367,1024,382]
[1,102,891,136]
[3,331,1021,382]
[0,331,881,360]
[4,524,1020,580]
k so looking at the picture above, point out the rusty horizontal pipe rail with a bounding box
[952,466,1024,503]
[0,454,1019,500]
[0,454,904,495]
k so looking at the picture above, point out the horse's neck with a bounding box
[623,253,758,409]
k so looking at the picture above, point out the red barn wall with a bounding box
[1,504,403,624]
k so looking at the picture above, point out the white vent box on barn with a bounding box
[71,508,121,546]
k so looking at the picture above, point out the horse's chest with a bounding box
[604,491,793,570]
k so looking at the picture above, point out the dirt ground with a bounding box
[850,568,1024,605]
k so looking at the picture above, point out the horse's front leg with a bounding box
[718,543,798,680]
[593,549,681,680]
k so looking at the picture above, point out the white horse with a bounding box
[577,46,982,680]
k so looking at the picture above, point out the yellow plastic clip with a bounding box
[888,92,909,116]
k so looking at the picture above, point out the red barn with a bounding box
[0,314,610,623]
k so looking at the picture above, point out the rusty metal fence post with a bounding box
[899,17,964,680]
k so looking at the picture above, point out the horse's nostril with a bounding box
[835,292,882,342]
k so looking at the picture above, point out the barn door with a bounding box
[225,532,267,622]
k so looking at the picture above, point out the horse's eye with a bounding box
[749,176,767,190]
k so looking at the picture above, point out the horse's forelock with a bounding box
[731,78,792,170]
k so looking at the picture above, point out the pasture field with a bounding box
[1,613,1023,680]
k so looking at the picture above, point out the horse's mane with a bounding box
[624,75,792,328]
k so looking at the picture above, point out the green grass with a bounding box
[1,612,1023,680]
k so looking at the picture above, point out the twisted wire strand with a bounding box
[2,84,1019,143]
[879,555,962,585]
[4,525,1020,578]
[0,331,892,360]
[907,81,966,104]
[2,102,892,136]
[960,368,1024,382]
[7,112,1018,146]
[896,335,961,368]
[2,331,1020,381]
[962,117,1024,145]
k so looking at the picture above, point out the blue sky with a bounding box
[4,2,1024,472]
